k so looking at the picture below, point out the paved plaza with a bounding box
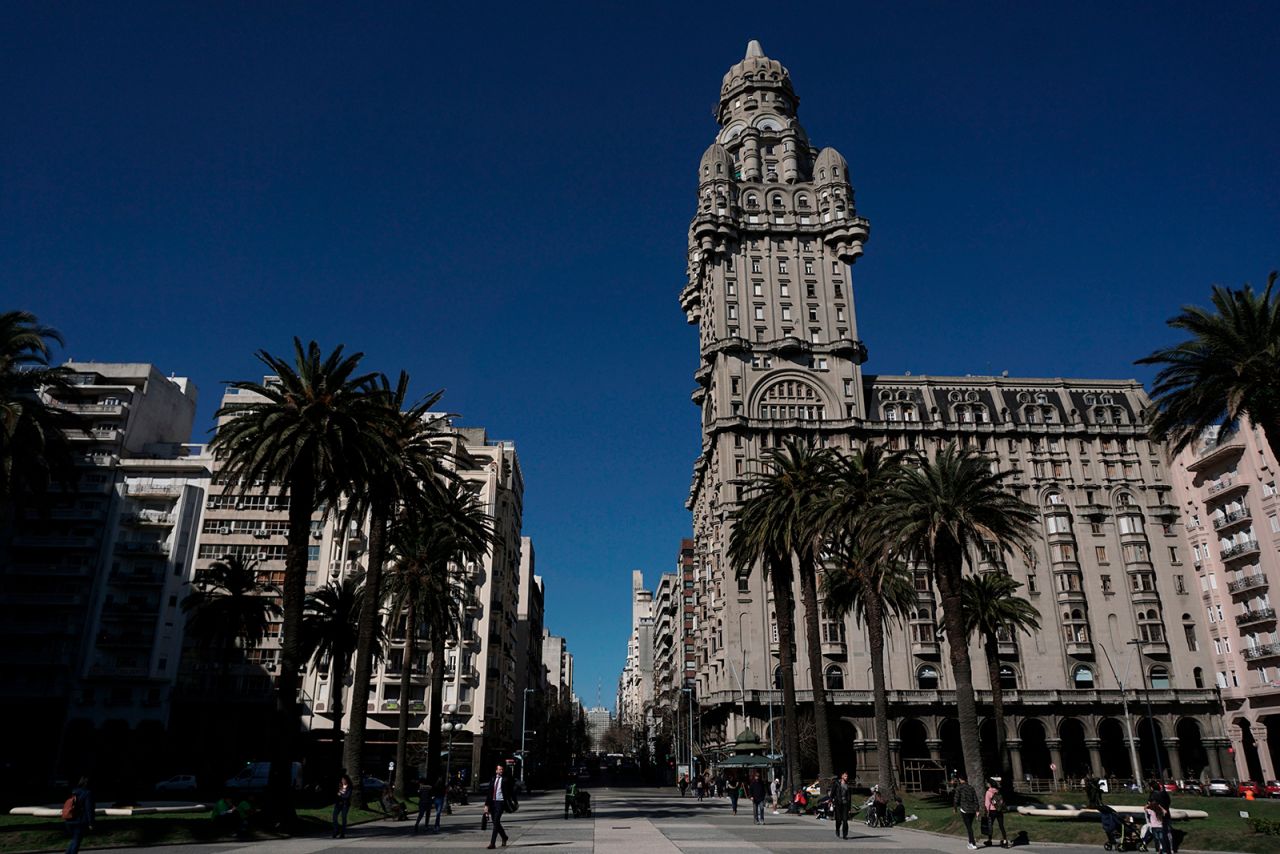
[91,788,1123,854]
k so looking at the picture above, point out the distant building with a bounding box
[513,536,547,757]
[1168,420,1280,781]
[542,631,574,706]
[584,706,613,752]
[616,570,654,736]
[0,362,209,778]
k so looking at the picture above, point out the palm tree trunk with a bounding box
[330,652,347,746]
[797,551,833,783]
[271,465,315,820]
[984,634,1011,795]
[344,510,388,805]
[426,622,446,786]
[864,591,893,793]
[395,601,414,801]
[768,552,803,798]
[933,539,985,788]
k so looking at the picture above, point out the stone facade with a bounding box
[1169,419,1280,782]
[680,43,1228,787]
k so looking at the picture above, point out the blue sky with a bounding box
[3,2,1278,712]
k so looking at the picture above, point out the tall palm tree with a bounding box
[1138,271,1280,457]
[343,372,449,803]
[181,554,282,690]
[302,571,383,745]
[817,444,912,793]
[874,444,1037,789]
[728,441,836,792]
[0,310,80,508]
[961,571,1040,795]
[210,339,392,812]
[383,489,488,800]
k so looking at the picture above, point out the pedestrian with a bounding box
[432,777,447,832]
[748,770,768,825]
[728,775,742,815]
[831,771,852,839]
[483,763,510,849]
[1149,780,1174,852]
[414,778,432,833]
[332,774,352,839]
[678,773,688,797]
[63,776,94,854]
[983,779,1008,848]
[1145,796,1170,854]
[952,772,980,850]
[695,775,704,801]
[770,775,782,812]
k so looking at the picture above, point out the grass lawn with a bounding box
[900,791,1280,854]
[0,799,408,853]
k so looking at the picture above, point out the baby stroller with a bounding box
[862,794,892,827]
[813,795,835,821]
[571,788,592,818]
[1101,808,1146,851]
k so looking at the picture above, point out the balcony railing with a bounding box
[1236,607,1276,626]
[1222,540,1261,561]
[1213,509,1252,529]
[1227,574,1268,594]
[1066,641,1094,657]
[1208,476,1237,495]
[1243,643,1280,662]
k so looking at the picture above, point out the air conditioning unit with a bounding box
[257,552,269,560]
[218,526,230,534]
[234,502,244,510]
[266,662,277,671]
[254,530,269,539]
[311,531,322,540]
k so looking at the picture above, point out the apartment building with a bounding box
[513,536,547,759]
[1169,419,1280,782]
[0,363,210,778]
[678,43,1228,787]
[617,570,655,733]
[542,630,574,707]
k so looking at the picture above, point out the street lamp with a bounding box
[682,686,695,778]
[442,703,462,795]
[520,688,536,785]
[1128,639,1166,781]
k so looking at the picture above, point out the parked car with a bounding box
[155,774,197,793]
[1179,780,1204,795]
[1237,780,1261,797]
[1264,780,1280,798]
[225,761,302,793]
[1206,778,1233,796]
[1161,781,1179,792]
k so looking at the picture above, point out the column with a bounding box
[1163,737,1183,781]
[927,739,944,762]
[1256,732,1276,781]
[1204,739,1224,779]
[889,738,901,784]
[1228,724,1250,781]
[1047,739,1064,788]
[1085,738,1105,779]
[1008,739,1025,790]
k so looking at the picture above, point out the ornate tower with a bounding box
[681,41,870,702]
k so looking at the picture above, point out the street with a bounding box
[88,787,1118,854]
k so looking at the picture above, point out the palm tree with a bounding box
[343,372,449,803]
[181,555,282,690]
[817,445,912,793]
[875,444,1037,789]
[728,440,837,791]
[961,571,1040,795]
[0,310,80,508]
[302,572,383,746]
[1138,271,1280,457]
[210,339,392,812]
[383,489,488,800]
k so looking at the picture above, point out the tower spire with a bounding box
[745,39,763,58]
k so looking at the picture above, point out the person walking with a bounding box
[332,774,352,839]
[431,777,447,832]
[483,764,510,849]
[63,776,94,854]
[678,774,688,797]
[1149,781,1175,852]
[414,778,432,833]
[727,775,742,815]
[748,771,768,825]
[770,775,782,813]
[953,773,980,850]
[1145,796,1170,854]
[831,771,852,839]
[983,779,1008,848]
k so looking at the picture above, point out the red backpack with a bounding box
[61,793,80,821]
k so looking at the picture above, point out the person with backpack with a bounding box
[63,776,94,854]
[983,779,1008,848]
[1145,796,1170,854]
[952,772,980,850]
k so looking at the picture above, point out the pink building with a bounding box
[1170,419,1280,783]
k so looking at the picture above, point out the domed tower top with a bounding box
[717,40,798,127]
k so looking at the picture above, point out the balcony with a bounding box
[115,541,168,555]
[1236,607,1277,627]
[1222,540,1261,562]
[1228,574,1269,594]
[998,640,1019,658]
[1187,437,1245,471]
[910,640,941,658]
[1213,509,1252,530]
[124,510,176,527]
[821,640,847,657]
[1066,641,1094,657]
[126,483,184,498]
[1207,476,1246,497]
[60,402,126,415]
[1243,643,1280,662]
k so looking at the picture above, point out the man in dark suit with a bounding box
[483,764,510,848]
[831,771,852,839]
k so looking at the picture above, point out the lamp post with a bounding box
[682,686,695,779]
[442,704,461,794]
[520,688,535,785]
[1129,639,1166,781]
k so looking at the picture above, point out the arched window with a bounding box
[757,378,826,421]
[771,194,783,207]
[1149,666,1171,689]
[999,665,1018,690]
[825,665,845,690]
[1045,491,1064,505]
[745,194,759,209]
[773,665,783,690]
[1072,665,1095,689]
[917,666,939,690]
[796,195,810,209]
[1193,666,1204,688]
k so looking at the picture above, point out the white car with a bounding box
[1206,778,1233,797]
[155,774,198,793]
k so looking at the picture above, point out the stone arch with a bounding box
[1234,716,1266,783]
[1097,717,1133,779]
[751,374,831,421]
[939,719,964,776]
[1020,718,1052,778]
[899,718,930,759]
[1175,717,1209,780]
[1137,717,1170,779]
[832,717,858,779]
[979,717,1000,774]
[1059,718,1091,778]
